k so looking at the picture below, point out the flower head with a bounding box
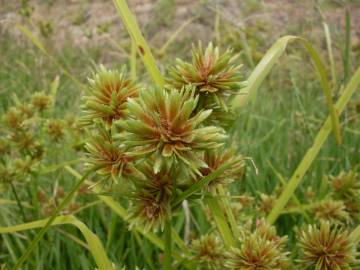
[2,107,25,130]
[298,221,359,270]
[331,171,360,222]
[331,171,360,199]
[225,220,289,269]
[167,42,245,111]
[31,91,53,112]
[118,86,226,176]
[313,200,350,224]
[191,234,225,269]
[201,147,245,191]
[127,161,174,231]
[44,119,65,142]
[84,123,133,182]
[80,65,140,126]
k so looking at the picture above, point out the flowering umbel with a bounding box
[191,234,225,269]
[127,161,174,231]
[225,220,289,270]
[80,65,140,126]
[167,42,245,111]
[84,123,133,182]
[117,86,226,176]
[313,200,350,224]
[201,147,245,191]
[331,171,360,222]
[31,91,53,112]
[298,221,359,270]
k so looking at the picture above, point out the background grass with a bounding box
[1,0,360,269]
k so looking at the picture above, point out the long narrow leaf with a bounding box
[13,168,99,269]
[0,215,112,270]
[112,0,164,87]
[205,196,235,247]
[172,162,234,208]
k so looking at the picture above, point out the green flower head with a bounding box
[127,161,174,232]
[84,123,133,182]
[117,86,226,176]
[298,221,359,270]
[167,42,246,111]
[80,65,140,126]
[191,234,225,270]
[201,147,245,191]
[225,220,289,270]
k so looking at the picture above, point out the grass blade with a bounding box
[0,215,112,270]
[323,22,337,86]
[205,195,235,247]
[130,41,137,80]
[267,161,310,222]
[63,166,191,266]
[267,66,360,224]
[112,0,164,87]
[12,168,98,269]
[343,8,351,83]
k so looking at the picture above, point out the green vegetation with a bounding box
[1,1,360,269]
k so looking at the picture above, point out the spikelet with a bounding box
[190,234,225,269]
[80,65,140,126]
[225,219,289,269]
[167,42,246,112]
[298,221,359,270]
[117,86,226,176]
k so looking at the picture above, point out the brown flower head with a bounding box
[313,200,350,224]
[127,161,174,232]
[44,119,65,142]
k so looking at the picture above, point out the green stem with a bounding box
[13,168,97,270]
[164,215,172,270]
[10,182,26,222]
[343,8,351,83]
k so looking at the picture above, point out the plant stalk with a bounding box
[10,182,26,222]
[164,214,172,270]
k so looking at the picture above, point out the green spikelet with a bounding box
[80,65,140,126]
[298,221,359,270]
[117,86,226,176]
[84,123,133,182]
[190,234,225,269]
[225,219,290,270]
[167,42,246,112]
[200,147,245,191]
